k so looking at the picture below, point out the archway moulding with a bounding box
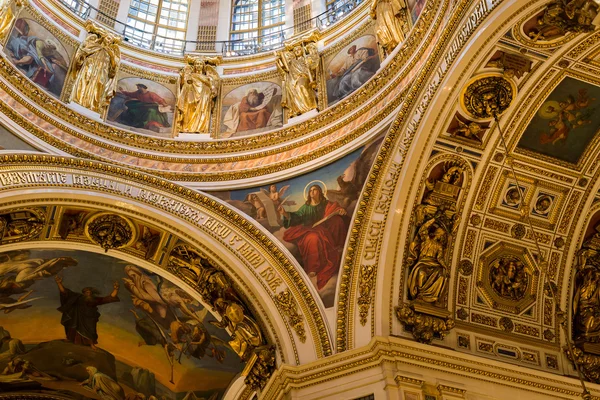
[0,155,334,366]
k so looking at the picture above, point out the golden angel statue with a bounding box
[370,0,406,56]
[0,0,23,43]
[68,21,120,114]
[176,55,221,134]
[276,40,319,117]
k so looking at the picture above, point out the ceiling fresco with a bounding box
[209,136,383,308]
[0,249,242,400]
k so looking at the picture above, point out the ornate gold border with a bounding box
[0,156,334,358]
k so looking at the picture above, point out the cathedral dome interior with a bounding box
[1,0,600,399]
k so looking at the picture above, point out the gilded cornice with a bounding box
[263,336,598,399]
[0,0,435,160]
[0,155,333,359]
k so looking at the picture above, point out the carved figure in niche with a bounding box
[276,37,319,117]
[527,0,598,42]
[0,0,23,43]
[408,162,463,306]
[450,120,483,143]
[68,21,120,114]
[489,256,528,300]
[370,0,406,56]
[504,186,522,207]
[176,55,220,133]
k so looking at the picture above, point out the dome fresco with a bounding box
[3,0,600,399]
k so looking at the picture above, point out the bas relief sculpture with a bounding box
[370,0,406,56]
[211,137,383,307]
[524,0,598,42]
[0,249,246,399]
[68,21,120,115]
[176,55,221,134]
[489,256,528,301]
[276,36,320,117]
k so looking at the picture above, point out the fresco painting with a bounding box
[107,77,177,137]
[219,81,283,138]
[4,15,73,98]
[0,249,243,399]
[324,34,380,106]
[517,77,600,164]
[211,137,383,308]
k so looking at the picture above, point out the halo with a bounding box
[538,100,560,119]
[304,180,327,200]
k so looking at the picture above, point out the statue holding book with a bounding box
[278,183,349,290]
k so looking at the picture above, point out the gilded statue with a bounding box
[573,251,600,344]
[276,38,319,117]
[370,0,406,56]
[407,217,450,303]
[528,0,598,42]
[407,162,463,306]
[0,0,23,43]
[176,55,221,134]
[68,21,120,114]
[210,300,263,361]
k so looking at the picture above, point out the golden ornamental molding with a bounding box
[119,62,178,84]
[262,336,598,399]
[0,0,434,157]
[344,0,539,351]
[274,289,307,343]
[357,264,376,326]
[0,156,334,358]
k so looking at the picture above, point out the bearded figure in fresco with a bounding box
[276,41,319,117]
[370,0,406,56]
[55,275,120,349]
[176,55,220,134]
[68,21,120,114]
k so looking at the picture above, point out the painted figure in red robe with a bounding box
[55,275,119,349]
[278,185,349,289]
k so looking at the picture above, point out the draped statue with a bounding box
[68,21,120,114]
[370,0,406,56]
[276,36,319,118]
[176,55,220,134]
[0,0,23,43]
[573,226,600,345]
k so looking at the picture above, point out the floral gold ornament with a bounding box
[274,289,306,343]
[358,264,376,325]
[395,303,454,344]
[370,0,406,56]
[84,213,136,252]
[460,74,516,120]
[68,21,121,115]
[276,31,320,117]
[176,55,221,134]
[0,0,23,44]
